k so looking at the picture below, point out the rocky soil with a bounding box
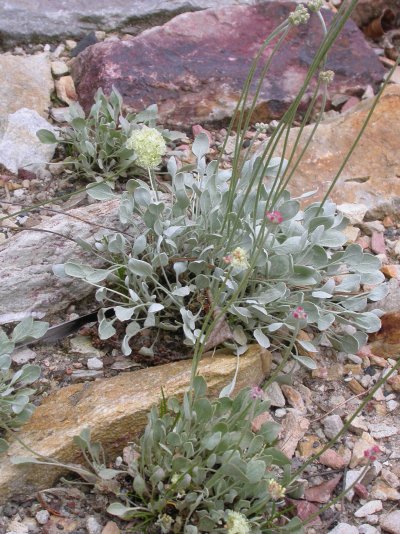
[1,1,400,533]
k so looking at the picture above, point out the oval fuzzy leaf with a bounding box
[192,132,209,160]
[148,303,164,314]
[36,129,58,144]
[292,354,317,369]
[107,502,137,519]
[128,258,153,277]
[297,340,318,353]
[17,365,41,385]
[114,306,135,321]
[246,459,266,483]
[253,328,270,348]
[87,182,116,200]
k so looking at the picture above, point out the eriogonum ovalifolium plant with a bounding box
[106,376,303,533]
[0,318,47,452]
[62,130,386,366]
[37,88,182,183]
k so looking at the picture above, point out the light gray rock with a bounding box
[379,510,400,534]
[51,61,69,77]
[0,0,272,46]
[380,510,400,533]
[0,109,56,174]
[354,500,383,518]
[322,414,344,440]
[369,423,398,439]
[366,515,379,526]
[35,510,50,525]
[359,526,380,534]
[337,203,368,225]
[0,199,136,324]
[86,517,102,534]
[87,357,104,371]
[5,518,29,534]
[0,54,53,117]
[328,523,358,534]
[11,348,36,365]
[70,336,102,359]
[70,369,104,381]
[265,381,285,407]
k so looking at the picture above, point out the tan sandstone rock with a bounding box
[0,345,267,504]
[0,54,53,117]
[256,85,400,218]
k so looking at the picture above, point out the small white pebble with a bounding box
[35,510,50,525]
[387,400,399,412]
[87,357,103,370]
[86,516,102,534]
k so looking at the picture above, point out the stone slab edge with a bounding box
[0,345,268,503]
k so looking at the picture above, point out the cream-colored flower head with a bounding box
[156,513,174,533]
[231,247,249,269]
[268,478,286,500]
[319,70,335,84]
[171,473,180,485]
[288,4,310,25]
[126,127,167,169]
[226,510,250,534]
[307,0,324,12]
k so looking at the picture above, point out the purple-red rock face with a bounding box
[71,3,385,130]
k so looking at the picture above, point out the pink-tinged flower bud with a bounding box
[364,445,381,462]
[266,210,283,224]
[292,306,307,320]
[223,255,233,264]
[250,386,265,400]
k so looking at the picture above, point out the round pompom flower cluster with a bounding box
[126,127,167,169]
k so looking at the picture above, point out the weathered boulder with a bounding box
[255,84,400,218]
[346,0,400,29]
[0,345,269,503]
[0,108,56,174]
[0,199,132,324]
[0,54,53,117]
[71,3,385,130]
[368,311,400,359]
[0,0,272,46]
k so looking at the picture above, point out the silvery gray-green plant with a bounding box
[0,318,47,452]
[106,376,302,533]
[53,0,387,369]
[59,134,385,366]
[37,88,183,183]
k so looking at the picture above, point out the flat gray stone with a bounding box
[0,108,56,174]
[380,510,400,534]
[0,199,129,324]
[87,357,104,371]
[328,523,358,534]
[265,381,286,407]
[354,500,383,518]
[322,414,344,440]
[0,54,53,117]
[11,347,36,365]
[0,0,270,46]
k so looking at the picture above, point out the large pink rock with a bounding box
[71,2,385,129]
